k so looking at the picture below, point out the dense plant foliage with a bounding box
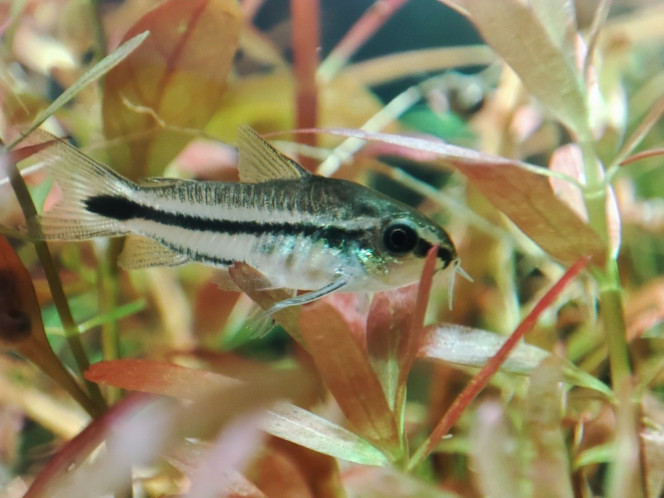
[1,1,663,496]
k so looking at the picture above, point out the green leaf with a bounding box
[265,403,388,466]
[7,31,149,150]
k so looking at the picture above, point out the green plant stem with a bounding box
[98,239,124,403]
[580,141,609,243]
[7,161,106,411]
[580,140,632,387]
[595,263,632,387]
[87,0,107,60]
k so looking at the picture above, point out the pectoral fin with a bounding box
[244,278,348,338]
[264,278,348,315]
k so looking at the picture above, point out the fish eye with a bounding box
[383,223,419,255]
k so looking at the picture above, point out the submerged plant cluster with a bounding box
[0,1,663,496]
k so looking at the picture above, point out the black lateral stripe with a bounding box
[85,194,366,248]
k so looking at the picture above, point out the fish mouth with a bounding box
[437,246,455,269]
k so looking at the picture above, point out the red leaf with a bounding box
[85,358,238,399]
[298,300,399,450]
[396,246,438,390]
[102,0,241,177]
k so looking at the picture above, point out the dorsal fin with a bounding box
[237,126,310,182]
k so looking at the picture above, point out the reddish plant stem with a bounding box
[319,0,410,81]
[407,255,592,471]
[290,0,320,168]
[619,147,664,166]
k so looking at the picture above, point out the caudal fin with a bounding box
[21,130,135,240]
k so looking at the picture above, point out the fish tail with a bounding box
[26,132,136,240]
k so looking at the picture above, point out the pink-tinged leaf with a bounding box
[102,0,241,177]
[168,442,267,498]
[25,393,159,498]
[366,284,417,409]
[550,143,619,257]
[419,323,611,395]
[419,323,548,375]
[524,357,574,497]
[29,372,299,498]
[441,0,591,139]
[549,144,587,221]
[186,413,266,498]
[302,128,607,267]
[469,401,522,497]
[409,256,591,470]
[299,300,399,450]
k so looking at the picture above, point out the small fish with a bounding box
[24,127,460,314]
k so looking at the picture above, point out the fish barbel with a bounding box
[23,127,458,313]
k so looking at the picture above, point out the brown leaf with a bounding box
[102,0,241,177]
[312,129,607,267]
[0,237,96,415]
[443,0,591,139]
[642,428,664,498]
[256,439,344,498]
[298,300,399,451]
[624,278,664,341]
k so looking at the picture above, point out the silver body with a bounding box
[26,127,457,301]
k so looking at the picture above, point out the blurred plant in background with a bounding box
[0,0,663,496]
